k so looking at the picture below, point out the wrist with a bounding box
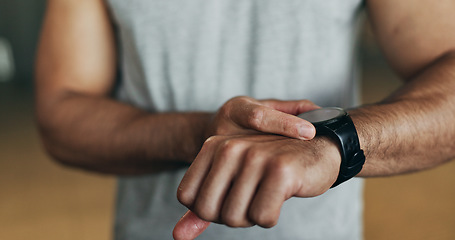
[298,107,365,187]
[314,136,343,184]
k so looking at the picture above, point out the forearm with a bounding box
[36,91,212,175]
[352,51,455,177]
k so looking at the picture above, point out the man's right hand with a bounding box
[206,96,319,140]
[173,96,320,240]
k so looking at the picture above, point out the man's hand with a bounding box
[173,134,341,239]
[172,97,322,240]
[206,96,319,140]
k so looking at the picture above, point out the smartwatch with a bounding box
[297,107,365,188]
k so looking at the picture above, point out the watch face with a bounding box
[297,107,346,124]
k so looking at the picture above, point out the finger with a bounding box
[173,210,211,240]
[220,149,265,227]
[177,137,218,208]
[231,103,316,140]
[193,138,246,222]
[248,166,292,228]
[261,99,320,115]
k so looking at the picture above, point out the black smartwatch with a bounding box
[297,107,365,188]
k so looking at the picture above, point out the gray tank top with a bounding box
[106,0,365,239]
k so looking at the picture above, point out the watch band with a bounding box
[315,113,365,188]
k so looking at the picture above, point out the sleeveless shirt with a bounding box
[106,0,365,239]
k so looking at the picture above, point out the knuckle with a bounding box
[194,200,218,222]
[244,148,264,166]
[247,107,264,129]
[203,135,221,147]
[249,210,278,228]
[199,137,218,154]
[220,139,238,151]
[176,187,194,207]
[224,96,249,111]
[268,157,296,179]
[204,135,217,144]
[217,139,243,158]
[221,212,244,228]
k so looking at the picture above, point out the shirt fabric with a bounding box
[106,0,365,239]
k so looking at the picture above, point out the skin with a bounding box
[35,0,455,239]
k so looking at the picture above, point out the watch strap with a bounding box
[316,114,365,188]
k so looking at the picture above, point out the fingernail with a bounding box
[299,125,315,140]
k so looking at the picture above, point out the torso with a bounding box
[107,0,365,239]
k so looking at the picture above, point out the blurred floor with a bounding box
[1,61,455,240]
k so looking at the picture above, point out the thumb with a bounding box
[173,210,211,240]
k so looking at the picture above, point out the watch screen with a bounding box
[297,107,345,123]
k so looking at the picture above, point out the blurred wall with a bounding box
[0,0,46,83]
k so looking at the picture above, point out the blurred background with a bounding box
[1,1,454,240]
